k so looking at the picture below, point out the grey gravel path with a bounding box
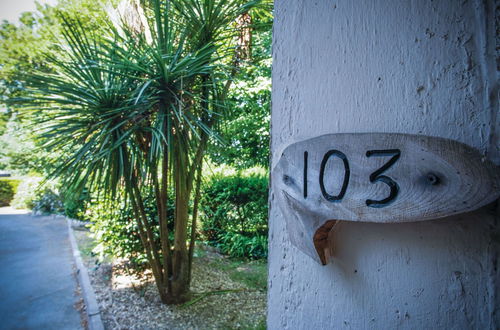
[0,208,83,330]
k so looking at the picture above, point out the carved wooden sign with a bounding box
[272,133,500,265]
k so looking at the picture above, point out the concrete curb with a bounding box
[66,218,105,330]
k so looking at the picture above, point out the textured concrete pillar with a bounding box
[269,1,499,328]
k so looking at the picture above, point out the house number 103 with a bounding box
[303,149,401,208]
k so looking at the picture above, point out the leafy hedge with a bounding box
[200,172,268,259]
[88,171,269,263]
[32,188,64,214]
[88,192,174,268]
[0,178,20,206]
[9,176,90,218]
[10,177,42,209]
[61,188,90,220]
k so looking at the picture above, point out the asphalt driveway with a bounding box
[0,208,82,329]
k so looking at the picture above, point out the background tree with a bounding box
[207,3,271,169]
[0,0,117,175]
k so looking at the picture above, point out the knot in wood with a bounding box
[283,174,294,186]
[426,173,440,185]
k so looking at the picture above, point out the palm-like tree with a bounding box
[20,0,259,304]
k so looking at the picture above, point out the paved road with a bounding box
[0,208,83,330]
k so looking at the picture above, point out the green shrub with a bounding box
[10,177,42,209]
[62,188,90,220]
[219,232,268,259]
[87,192,174,268]
[32,188,64,214]
[200,172,269,259]
[10,176,89,218]
[0,178,20,206]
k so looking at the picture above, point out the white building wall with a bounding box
[268,0,499,329]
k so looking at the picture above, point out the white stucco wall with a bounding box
[268,1,499,329]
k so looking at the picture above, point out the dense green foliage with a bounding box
[88,193,173,268]
[0,0,118,176]
[8,176,89,217]
[86,170,269,265]
[201,172,268,258]
[207,11,271,169]
[10,176,41,209]
[62,188,90,219]
[31,188,64,214]
[0,178,20,206]
[31,187,89,217]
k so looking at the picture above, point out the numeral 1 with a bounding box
[304,151,308,198]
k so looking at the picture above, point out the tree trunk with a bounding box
[168,194,191,303]
[166,137,192,304]
[188,163,203,283]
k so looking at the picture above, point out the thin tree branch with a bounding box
[188,161,203,282]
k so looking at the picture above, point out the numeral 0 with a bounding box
[303,149,401,207]
[319,150,350,202]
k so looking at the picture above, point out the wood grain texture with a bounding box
[273,133,500,264]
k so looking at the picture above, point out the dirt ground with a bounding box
[73,227,267,329]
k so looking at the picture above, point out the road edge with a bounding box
[66,217,105,330]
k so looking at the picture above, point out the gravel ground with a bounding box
[74,228,266,329]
